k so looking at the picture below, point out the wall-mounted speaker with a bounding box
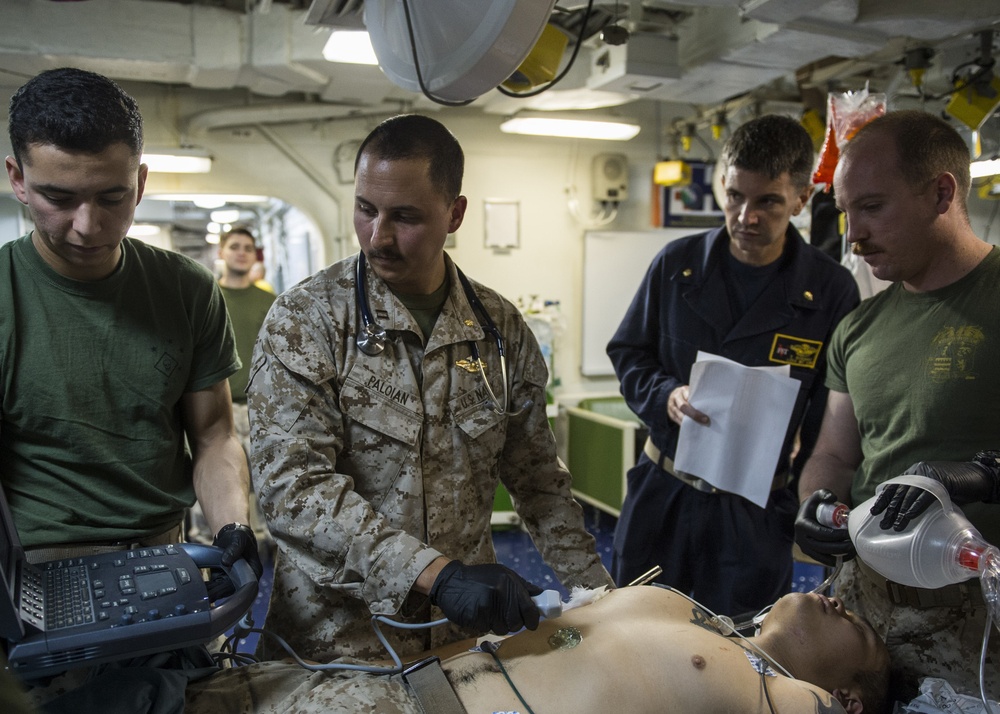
[592,153,628,202]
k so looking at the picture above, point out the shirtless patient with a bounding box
[186,585,889,713]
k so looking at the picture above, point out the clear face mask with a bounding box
[844,475,1000,710]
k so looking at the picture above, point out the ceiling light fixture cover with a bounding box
[500,114,641,141]
[365,0,557,102]
[322,30,379,65]
[970,158,1000,179]
[141,148,213,174]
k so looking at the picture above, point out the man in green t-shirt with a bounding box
[794,110,1000,699]
[1,68,261,591]
[210,227,276,545]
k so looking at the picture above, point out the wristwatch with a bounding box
[214,522,254,543]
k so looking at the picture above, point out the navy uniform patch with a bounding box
[769,334,822,369]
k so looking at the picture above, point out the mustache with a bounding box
[851,243,869,256]
[367,249,401,262]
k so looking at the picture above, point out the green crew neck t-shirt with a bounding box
[0,235,239,547]
[826,247,1000,544]
[219,284,276,402]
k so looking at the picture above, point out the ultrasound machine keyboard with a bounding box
[17,545,205,634]
[45,561,95,629]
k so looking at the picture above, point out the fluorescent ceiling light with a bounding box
[970,158,1000,179]
[126,223,161,237]
[142,148,212,174]
[500,115,640,141]
[322,30,379,65]
[145,194,269,205]
[211,209,242,224]
[205,234,221,245]
[193,196,227,209]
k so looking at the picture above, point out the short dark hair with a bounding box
[355,114,464,201]
[854,662,891,714]
[220,227,257,248]
[843,109,972,217]
[8,67,144,169]
[721,114,815,189]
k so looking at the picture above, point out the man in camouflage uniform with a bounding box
[248,114,613,663]
[795,110,1000,698]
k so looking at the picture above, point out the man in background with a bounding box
[213,227,276,546]
[608,114,860,616]
[796,110,1000,698]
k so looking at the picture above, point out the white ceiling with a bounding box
[2,0,998,243]
[1,0,997,126]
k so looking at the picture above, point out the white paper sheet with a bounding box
[673,352,799,508]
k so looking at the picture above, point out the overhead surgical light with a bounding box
[322,30,379,65]
[501,23,569,93]
[500,113,640,141]
[365,0,557,104]
[944,30,1000,131]
[141,148,212,174]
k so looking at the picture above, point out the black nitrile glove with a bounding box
[429,560,543,635]
[871,457,1000,532]
[207,522,263,601]
[794,489,856,567]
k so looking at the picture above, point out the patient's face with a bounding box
[765,592,887,689]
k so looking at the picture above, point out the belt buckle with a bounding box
[676,470,717,494]
[402,655,442,679]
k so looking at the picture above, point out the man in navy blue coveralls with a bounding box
[607,115,860,616]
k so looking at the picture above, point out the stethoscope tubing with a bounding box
[354,253,524,416]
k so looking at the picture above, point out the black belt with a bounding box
[856,558,984,610]
[643,438,789,494]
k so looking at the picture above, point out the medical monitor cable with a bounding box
[217,590,563,674]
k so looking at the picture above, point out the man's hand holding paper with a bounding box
[672,352,799,508]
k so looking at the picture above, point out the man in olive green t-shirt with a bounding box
[217,228,276,402]
[795,110,1000,699]
[214,228,276,544]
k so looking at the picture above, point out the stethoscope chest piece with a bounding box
[357,321,387,356]
[355,253,388,356]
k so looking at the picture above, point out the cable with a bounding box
[728,559,843,634]
[400,0,475,107]
[979,611,994,714]
[761,667,778,714]
[216,614,453,674]
[496,0,595,99]
[658,585,793,679]
[482,640,537,714]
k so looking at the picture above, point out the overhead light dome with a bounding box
[364,0,557,102]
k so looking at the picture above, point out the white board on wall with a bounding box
[581,229,690,377]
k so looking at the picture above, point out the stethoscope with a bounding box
[354,252,528,416]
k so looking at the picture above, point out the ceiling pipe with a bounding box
[184,103,364,137]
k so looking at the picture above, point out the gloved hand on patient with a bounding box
[207,522,264,600]
[430,560,543,634]
[871,455,1000,532]
[794,489,856,567]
